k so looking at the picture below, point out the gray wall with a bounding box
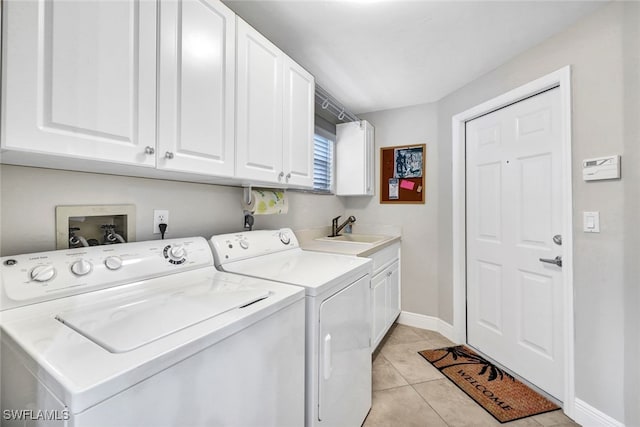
[0,165,345,256]
[347,103,439,317]
[434,2,638,423]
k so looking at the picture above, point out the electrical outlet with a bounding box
[153,210,169,234]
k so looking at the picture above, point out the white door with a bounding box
[235,18,284,183]
[318,275,371,425]
[466,88,564,399]
[2,0,156,166]
[282,56,315,188]
[157,0,235,177]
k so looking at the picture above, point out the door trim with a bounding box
[451,66,574,416]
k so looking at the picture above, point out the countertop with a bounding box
[295,225,401,257]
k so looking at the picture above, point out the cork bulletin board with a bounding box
[380,144,425,204]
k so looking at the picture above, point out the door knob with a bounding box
[539,256,562,267]
[144,146,155,155]
[165,151,174,159]
[553,235,562,246]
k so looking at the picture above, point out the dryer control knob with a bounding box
[71,259,93,276]
[30,265,56,282]
[279,231,291,245]
[105,256,123,270]
[239,240,249,249]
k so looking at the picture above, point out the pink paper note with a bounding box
[400,180,415,190]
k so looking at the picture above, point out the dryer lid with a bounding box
[55,287,270,353]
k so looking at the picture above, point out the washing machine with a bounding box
[210,228,373,427]
[0,237,305,427]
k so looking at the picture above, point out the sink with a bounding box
[315,234,389,245]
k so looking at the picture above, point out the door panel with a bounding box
[283,57,314,187]
[235,18,283,182]
[466,88,563,399]
[158,0,235,176]
[3,0,156,166]
[318,275,371,425]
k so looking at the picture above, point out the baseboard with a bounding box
[573,398,624,427]
[397,311,456,342]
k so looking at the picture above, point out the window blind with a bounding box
[313,134,334,192]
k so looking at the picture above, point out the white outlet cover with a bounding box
[153,210,169,234]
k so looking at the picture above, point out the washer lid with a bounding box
[55,288,270,353]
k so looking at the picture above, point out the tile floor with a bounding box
[363,324,581,427]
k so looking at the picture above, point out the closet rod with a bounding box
[315,85,360,123]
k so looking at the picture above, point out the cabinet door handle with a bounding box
[165,151,174,159]
[278,171,284,181]
[144,146,155,155]
[285,172,291,182]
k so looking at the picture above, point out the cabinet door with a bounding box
[386,261,401,324]
[157,0,235,177]
[282,56,314,188]
[336,120,375,196]
[2,0,156,166]
[371,271,387,348]
[235,18,284,183]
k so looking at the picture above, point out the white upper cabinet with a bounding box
[236,18,284,183]
[236,18,315,188]
[336,120,375,196]
[2,0,157,167]
[157,0,236,177]
[283,57,315,188]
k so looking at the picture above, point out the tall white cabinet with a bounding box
[236,18,314,187]
[157,0,236,177]
[336,120,375,196]
[2,0,157,166]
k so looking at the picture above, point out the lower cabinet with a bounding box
[369,243,401,351]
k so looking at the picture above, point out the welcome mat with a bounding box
[418,345,559,423]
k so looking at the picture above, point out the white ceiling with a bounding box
[223,0,607,114]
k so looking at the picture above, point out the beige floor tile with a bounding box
[363,385,447,427]
[412,378,544,427]
[380,340,444,384]
[372,354,409,391]
[410,326,457,349]
[530,410,580,426]
[382,324,425,346]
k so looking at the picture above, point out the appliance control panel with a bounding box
[210,228,299,266]
[0,237,213,311]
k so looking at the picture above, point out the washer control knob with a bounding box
[71,259,93,276]
[279,231,291,245]
[105,256,123,271]
[169,245,186,260]
[30,265,56,282]
[239,240,249,249]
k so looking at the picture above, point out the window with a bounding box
[313,133,334,192]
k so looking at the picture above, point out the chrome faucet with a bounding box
[330,215,356,237]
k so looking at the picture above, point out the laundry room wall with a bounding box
[435,1,639,424]
[0,165,345,256]
[345,103,440,319]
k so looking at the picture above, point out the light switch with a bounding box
[583,212,600,233]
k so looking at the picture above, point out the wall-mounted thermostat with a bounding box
[583,155,620,181]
